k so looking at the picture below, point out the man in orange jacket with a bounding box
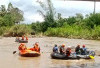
[32,42,40,53]
[18,43,27,51]
[22,35,24,40]
[66,46,71,57]
[26,36,28,40]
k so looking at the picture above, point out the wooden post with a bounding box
[94,0,96,14]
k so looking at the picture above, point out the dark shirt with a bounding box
[60,46,65,54]
[75,46,80,52]
[81,47,87,55]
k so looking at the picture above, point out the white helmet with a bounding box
[67,46,71,48]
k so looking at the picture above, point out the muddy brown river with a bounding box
[0,37,100,68]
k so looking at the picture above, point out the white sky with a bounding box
[0,0,100,24]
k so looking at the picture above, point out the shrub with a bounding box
[4,24,32,37]
[0,27,7,35]
[45,24,94,39]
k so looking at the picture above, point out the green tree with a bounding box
[0,3,24,27]
[67,16,76,25]
[7,3,24,24]
[0,5,7,16]
[37,0,56,32]
[83,13,100,28]
[31,21,42,32]
[7,2,14,12]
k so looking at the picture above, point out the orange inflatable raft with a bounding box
[19,50,40,57]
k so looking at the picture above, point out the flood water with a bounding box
[0,37,100,68]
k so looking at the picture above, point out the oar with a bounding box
[13,51,17,54]
[89,55,95,59]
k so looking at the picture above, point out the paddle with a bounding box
[13,51,17,54]
[89,55,95,59]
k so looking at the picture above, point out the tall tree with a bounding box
[37,0,56,31]
[7,2,24,24]
[0,5,7,16]
[10,7,24,24]
[0,3,24,26]
[7,2,14,12]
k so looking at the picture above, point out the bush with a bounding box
[0,27,8,35]
[4,24,32,37]
[91,26,100,39]
[45,24,94,39]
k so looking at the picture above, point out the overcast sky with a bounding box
[0,0,100,24]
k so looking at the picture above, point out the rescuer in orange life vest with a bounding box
[22,35,24,40]
[59,44,66,54]
[32,42,40,53]
[66,46,71,57]
[22,34,28,41]
[26,36,28,40]
[18,43,27,52]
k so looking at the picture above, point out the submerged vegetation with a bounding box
[0,0,100,40]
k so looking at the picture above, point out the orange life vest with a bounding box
[22,36,24,40]
[33,45,40,52]
[29,48,35,51]
[26,36,28,40]
[66,48,71,56]
[19,46,23,50]
[18,44,26,51]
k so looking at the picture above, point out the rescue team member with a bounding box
[53,44,58,53]
[22,35,28,41]
[18,43,27,52]
[81,45,87,55]
[66,46,71,57]
[22,35,24,40]
[75,44,81,54]
[26,36,28,40]
[30,42,40,53]
[59,44,66,54]
[16,36,20,42]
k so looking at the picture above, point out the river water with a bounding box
[0,37,100,68]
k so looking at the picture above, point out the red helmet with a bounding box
[62,44,65,47]
[83,45,85,47]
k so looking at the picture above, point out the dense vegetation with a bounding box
[31,0,100,40]
[31,12,100,40]
[0,0,100,40]
[0,3,29,36]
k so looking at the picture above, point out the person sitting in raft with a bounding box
[81,45,87,55]
[16,36,20,41]
[18,43,27,51]
[59,44,65,54]
[26,36,28,41]
[66,46,71,57]
[53,44,58,53]
[22,35,24,40]
[75,44,81,54]
[32,42,40,53]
